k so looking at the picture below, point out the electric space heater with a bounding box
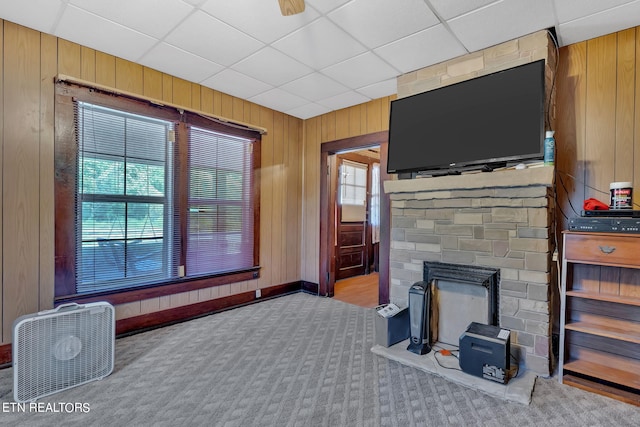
[13,302,115,402]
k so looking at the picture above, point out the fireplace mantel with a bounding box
[384,165,554,195]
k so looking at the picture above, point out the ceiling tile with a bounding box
[427,0,498,20]
[553,0,635,23]
[68,0,193,39]
[54,5,159,63]
[272,18,367,70]
[374,25,467,74]
[356,78,397,99]
[285,103,331,120]
[557,0,640,46]
[139,42,224,83]
[305,0,351,14]
[329,0,439,49]
[249,88,309,112]
[317,91,371,110]
[165,11,263,66]
[0,0,64,34]
[201,69,272,100]
[281,73,348,101]
[231,47,312,87]
[200,0,319,44]
[322,52,400,90]
[447,0,556,52]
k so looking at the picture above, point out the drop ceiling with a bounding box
[1,0,639,119]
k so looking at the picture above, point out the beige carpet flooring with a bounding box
[0,292,639,426]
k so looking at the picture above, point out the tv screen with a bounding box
[387,59,545,174]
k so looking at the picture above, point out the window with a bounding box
[76,102,173,293]
[340,160,367,206]
[187,126,254,276]
[55,84,260,300]
[371,163,380,244]
[339,160,368,223]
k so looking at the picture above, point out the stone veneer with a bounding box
[384,167,555,376]
[397,30,557,111]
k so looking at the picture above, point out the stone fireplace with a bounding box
[383,29,557,377]
[384,167,554,376]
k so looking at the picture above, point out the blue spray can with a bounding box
[544,131,555,166]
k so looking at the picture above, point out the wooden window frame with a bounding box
[54,83,261,306]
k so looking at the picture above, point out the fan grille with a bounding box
[13,303,115,402]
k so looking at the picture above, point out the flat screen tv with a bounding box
[387,59,545,175]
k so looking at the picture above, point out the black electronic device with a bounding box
[568,217,640,233]
[459,322,511,384]
[387,60,545,175]
[582,209,640,218]
[407,281,431,355]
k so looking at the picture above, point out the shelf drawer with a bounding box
[564,233,639,267]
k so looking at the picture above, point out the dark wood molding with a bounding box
[319,131,390,303]
[378,142,391,304]
[53,83,262,301]
[116,281,302,336]
[0,343,11,367]
[320,131,388,154]
[320,150,330,296]
[301,281,319,294]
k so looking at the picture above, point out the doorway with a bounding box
[319,131,391,306]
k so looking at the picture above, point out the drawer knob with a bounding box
[598,245,616,254]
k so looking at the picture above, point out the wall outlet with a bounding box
[255,289,261,298]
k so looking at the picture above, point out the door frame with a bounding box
[319,131,390,303]
[335,153,373,280]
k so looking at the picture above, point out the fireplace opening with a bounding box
[423,262,499,347]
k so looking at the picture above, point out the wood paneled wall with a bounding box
[301,98,394,284]
[0,20,302,343]
[3,15,635,344]
[556,26,640,228]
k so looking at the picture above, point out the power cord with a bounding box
[432,344,461,371]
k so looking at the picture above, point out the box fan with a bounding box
[13,302,115,402]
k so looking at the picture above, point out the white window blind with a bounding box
[187,126,254,276]
[76,102,174,294]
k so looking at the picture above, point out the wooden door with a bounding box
[336,158,368,280]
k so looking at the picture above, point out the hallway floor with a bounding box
[333,272,379,309]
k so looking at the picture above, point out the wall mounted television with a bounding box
[387,59,546,175]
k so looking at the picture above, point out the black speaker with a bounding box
[459,322,511,384]
[407,281,431,355]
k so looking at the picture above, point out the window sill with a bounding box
[55,267,261,306]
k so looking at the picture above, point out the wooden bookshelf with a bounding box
[559,232,640,406]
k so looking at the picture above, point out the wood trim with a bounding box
[56,74,267,134]
[253,135,262,269]
[54,84,262,303]
[116,281,302,336]
[319,131,390,302]
[0,343,11,368]
[321,131,387,153]
[378,142,391,304]
[301,281,319,294]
